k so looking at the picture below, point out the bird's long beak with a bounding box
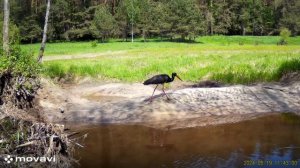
[176,75,182,81]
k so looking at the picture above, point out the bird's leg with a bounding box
[149,85,158,101]
[162,84,170,100]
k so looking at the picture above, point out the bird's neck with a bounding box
[170,75,175,82]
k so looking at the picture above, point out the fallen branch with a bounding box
[16,141,35,148]
[0,117,78,168]
[67,132,80,138]
[75,142,84,148]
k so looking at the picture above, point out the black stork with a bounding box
[143,72,182,101]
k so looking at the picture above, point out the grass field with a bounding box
[21,36,300,84]
[21,36,300,56]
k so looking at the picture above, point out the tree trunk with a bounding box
[241,24,246,36]
[211,0,213,35]
[112,0,115,15]
[131,0,134,43]
[3,0,10,54]
[37,0,51,63]
[142,29,146,42]
[252,0,255,35]
[210,13,214,35]
[131,23,134,43]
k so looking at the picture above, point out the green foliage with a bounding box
[159,0,204,40]
[20,36,300,56]
[64,28,92,41]
[62,6,95,41]
[114,0,141,41]
[91,5,117,42]
[43,63,66,79]
[40,38,300,84]
[278,0,300,36]
[19,16,42,43]
[0,45,41,108]
[49,0,72,40]
[0,20,20,45]
[276,59,300,78]
[0,45,41,78]
[7,0,300,43]
[205,0,233,35]
[137,0,156,41]
[279,28,291,45]
[91,40,98,47]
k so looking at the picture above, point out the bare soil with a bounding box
[37,78,300,129]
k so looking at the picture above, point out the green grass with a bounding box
[21,36,300,84]
[21,36,300,56]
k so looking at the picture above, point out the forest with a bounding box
[1,1,300,168]
[2,0,300,43]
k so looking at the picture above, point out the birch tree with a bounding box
[3,0,9,54]
[37,0,51,63]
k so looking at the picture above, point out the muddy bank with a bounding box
[37,79,300,129]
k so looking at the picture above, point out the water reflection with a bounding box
[73,114,300,168]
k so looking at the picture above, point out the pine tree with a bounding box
[91,5,117,42]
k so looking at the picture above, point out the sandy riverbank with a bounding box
[37,78,300,129]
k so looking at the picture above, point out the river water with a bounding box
[72,113,300,168]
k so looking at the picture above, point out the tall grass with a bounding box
[43,52,300,84]
[23,36,299,84]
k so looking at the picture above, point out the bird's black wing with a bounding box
[143,74,169,85]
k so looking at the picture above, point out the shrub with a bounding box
[278,28,291,45]
[91,40,98,47]
[0,46,41,108]
[0,45,41,77]
[0,21,20,45]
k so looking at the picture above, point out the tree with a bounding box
[50,0,72,40]
[114,0,140,41]
[91,5,116,42]
[137,0,154,41]
[3,0,300,41]
[0,14,20,46]
[37,0,51,63]
[231,0,251,36]
[249,0,264,35]
[149,1,170,38]
[126,0,140,42]
[213,0,233,35]
[278,0,300,36]
[165,0,203,40]
[202,0,233,35]
[19,16,42,43]
[3,0,10,54]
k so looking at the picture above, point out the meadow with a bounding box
[21,36,300,84]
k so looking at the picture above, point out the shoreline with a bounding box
[37,79,300,129]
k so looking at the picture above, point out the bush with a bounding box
[0,21,20,45]
[0,46,41,108]
[91,40,98,47]
[279,28,291,45]
[0,45,41,77]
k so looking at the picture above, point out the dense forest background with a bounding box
[1,0,300,43]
